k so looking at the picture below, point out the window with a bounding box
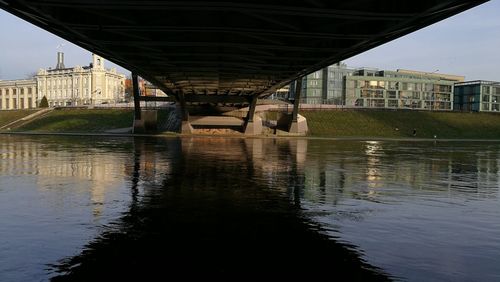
[483,86,491,94]
[388,100,398,108]
[399,91,411,99]
[483,95,490,102]
[367,99,385,108]
[423,92,433,100]
[387,91,397,99]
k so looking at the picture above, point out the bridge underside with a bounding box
[0,0,486,133]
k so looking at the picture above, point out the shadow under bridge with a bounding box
[0,0,487,134]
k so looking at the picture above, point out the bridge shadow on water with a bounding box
[51,137,391,281]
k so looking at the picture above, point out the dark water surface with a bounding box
[1,135,499,281]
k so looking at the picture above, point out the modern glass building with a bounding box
[454,81,500,112]
[297,62,353,105]
[345,69,463,110]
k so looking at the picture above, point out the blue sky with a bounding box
[0,1,498,81]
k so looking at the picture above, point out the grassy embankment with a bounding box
[0,110,39,128]
[302,110,500,139]
[13,108,134,132]
[5,108,500,139]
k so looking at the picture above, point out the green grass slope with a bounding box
[302,110,500,139]
[14,109,134,132]
[0,110,39,128]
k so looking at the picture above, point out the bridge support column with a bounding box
[244,95,262,135]
[289,78,308,135]
[132,72,145,133]
[179,92,193,134]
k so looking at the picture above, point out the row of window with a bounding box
[349,80,453,92]
[356,90,452,101]
[0,98,34,110]
[482,86,500,95]
[0,88,34,95]
[41,77,121,87]
[482,95,500,103]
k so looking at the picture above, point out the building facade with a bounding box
[0,52,126,110]
[296,62,354,104]
[454,81,500,112]
[345,69,463,110]
[36,53,126,107]
[0,79,37,110]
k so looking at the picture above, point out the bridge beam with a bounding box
[139,95,250,104]
[289,78,308,135]
[244,95,262,135]
[179,91,194,134]
[132,72,145,133]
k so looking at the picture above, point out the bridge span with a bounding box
[0,0,487,134]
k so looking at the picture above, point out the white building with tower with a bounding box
[0,52,126,110]
[36,52,126,107]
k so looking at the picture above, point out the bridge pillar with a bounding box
[289,78,308,135]
[179,92,193,134]
[132,73,145,133]
[244,95,262,135]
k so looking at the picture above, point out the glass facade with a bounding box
[345,69,456,110]
[454,81,500,112]
[300,62,353,104]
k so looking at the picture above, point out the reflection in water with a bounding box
[51,137,388,281]
[0,136,127,218]
[1,136,500,281]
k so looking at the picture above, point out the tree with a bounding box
[39,96,49,108]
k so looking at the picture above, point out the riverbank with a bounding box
[3,108,500,139]
[0,109,40,129]
[9,108,134,132]
[302,110,500,139]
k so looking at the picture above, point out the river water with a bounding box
[0,135,499,281]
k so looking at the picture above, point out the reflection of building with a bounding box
[0,139,127,217]
[36,52,126,107]
[0,79,37,110]
[345,69,462,110]
[300,141,500,205]
[454,81,500,112]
